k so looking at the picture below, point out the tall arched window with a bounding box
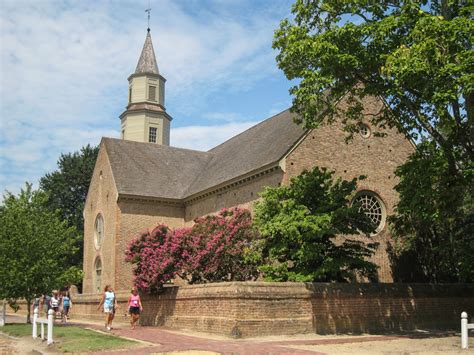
[94,214,104,249]
[354,191,386,234]
[94,257,102,293]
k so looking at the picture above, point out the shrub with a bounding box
[125,208,260,292]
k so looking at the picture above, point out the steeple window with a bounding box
[149,127,157,143]
[148,85,157,101]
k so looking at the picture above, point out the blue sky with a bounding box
[0,0,295,194]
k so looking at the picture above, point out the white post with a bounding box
[47,309,54,345]
[0,301,5,327]
[40,322,44,340]
[32,308,38,339]
[462,312,469,349]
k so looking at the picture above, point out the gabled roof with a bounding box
[103,138,211,200]
[103,109,306,200]
[135,30,159,75]
[185,109,306,196]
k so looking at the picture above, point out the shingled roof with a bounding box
[103,109,306,200]
[185,109,305,196]
[135,30,159,75]
[103,139,211,199]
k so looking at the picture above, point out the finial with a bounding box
[145,0,151,31]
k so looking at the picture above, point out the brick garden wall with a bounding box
[66,282,474,338]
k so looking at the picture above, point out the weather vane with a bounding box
[145,0,151,31]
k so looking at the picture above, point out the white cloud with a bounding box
[0,0,293,194]
[202,111,255,123]
[171,121,260,151]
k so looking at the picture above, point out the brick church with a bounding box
[82,30,414,294]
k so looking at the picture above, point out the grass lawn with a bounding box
[2,323,139,352]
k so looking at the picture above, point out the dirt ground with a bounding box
[288,335,473,354]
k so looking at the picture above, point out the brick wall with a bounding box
[67,282,474,338]
[284,96,415,281]
[83,147,119,294]
[83,96,415,292]
[183,169,284,223]
[116,199,185,291]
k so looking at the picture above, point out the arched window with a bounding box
[354,191,386,234]
[94,214,104,249]
[94,257,102,293]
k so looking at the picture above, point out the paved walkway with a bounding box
[86,324,398,355]
[2,314,465,354]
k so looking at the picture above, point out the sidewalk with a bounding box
[3,313,465,354]
[82,320,467,355]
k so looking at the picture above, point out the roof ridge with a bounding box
[102,137,213,156]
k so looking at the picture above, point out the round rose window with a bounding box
[354,192,386,233]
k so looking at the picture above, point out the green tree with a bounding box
[40,144,99,267]
[389,141,474,282]
[273,0,473,175]
[0,184,82,323]
[254,167,378,282]
[274,0,473,283]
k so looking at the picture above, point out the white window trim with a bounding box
[354,190,386,234]
[94,214,104,250]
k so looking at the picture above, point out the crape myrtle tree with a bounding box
[0,184,83,323]
[253,167,378,282]
[274,0,473,282]
[40,144,99,269]
[179,208,261,284]
[125,225,178,292]
[125,208,260,293]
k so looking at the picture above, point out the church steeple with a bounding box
[135,30,159,75]
[119,30,172,146]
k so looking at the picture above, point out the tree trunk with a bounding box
[26,298,31,324]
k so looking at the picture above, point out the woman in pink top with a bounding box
[127,288,143,329]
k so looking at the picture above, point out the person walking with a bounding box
[98,285,118,330]
[50,291,60,317]
[127,288,143,329]
[42,294,51,317]
[62,292,72,323]
[32,297,41,313]
[31,296,41,317]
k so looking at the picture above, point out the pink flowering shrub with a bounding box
[125,208,260,292]
[125,224,190,292]
[181,207,260,284]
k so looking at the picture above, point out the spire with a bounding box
[135,30,159,75]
